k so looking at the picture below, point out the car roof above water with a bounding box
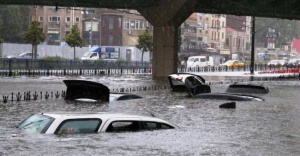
[40,112,165,122]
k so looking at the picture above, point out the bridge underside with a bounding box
[1,0,299,80]
[0,0,298,20]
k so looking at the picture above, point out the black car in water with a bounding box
[168,73,268,101]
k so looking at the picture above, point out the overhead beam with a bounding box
[0,0,161,9]
[194,0,300,20]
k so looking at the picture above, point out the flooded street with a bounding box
[1,75,300,156]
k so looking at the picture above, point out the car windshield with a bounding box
[288,60,297,63]
[225,60,234,63]
[18,114,54,133]
[187,58,195,62]
[82,52,93,57]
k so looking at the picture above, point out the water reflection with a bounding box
[1,76,300,155]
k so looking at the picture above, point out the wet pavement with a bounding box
[1,74,300,156]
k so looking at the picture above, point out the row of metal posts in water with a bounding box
[1,85,170,103]
[0,68,152,77]
[2,91,66,103]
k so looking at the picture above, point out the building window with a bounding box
[38,16,43,22]
[108,35,113,45]
[75,17,80,23]
[130,20,135,29]
[204,23,208,30]
[135,20,140,29]
[84,21,98,31]
[65,17,71,22]
[118,17,122,28]
[124,20,129,29]
[109,17,114,30]
[49,16,60,22]
[118,34,122,45]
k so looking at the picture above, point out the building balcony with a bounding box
[183,32,197,37]
[48,22,60,29]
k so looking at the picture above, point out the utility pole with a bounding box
[250,16,255,75]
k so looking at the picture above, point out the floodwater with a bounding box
[1,75,300,156]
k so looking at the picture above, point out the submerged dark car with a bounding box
[225,82,269,94]
[63,80,142,102]
[168,73,267,101]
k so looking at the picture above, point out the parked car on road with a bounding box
[17,112,178,134]
[267,59,287,66]
[278,60,288,66]
[221,60,245,67]
[267,60,279,66]
[6,52,40,59]
[186,56,213,68]
[287,59,300,68]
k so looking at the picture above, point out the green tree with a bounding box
[0,38,3,43]
[24,21,46,59]
[136,29,153,62]
[65,24,83,60]
[0,6,31,43]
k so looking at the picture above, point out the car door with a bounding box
[100,118,142,132]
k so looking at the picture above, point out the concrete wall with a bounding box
[0,43,89,59]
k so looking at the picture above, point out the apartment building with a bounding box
[34,7,152,49]
[35,6,83,45]
[225,15,251,60]
[179,13,226,58]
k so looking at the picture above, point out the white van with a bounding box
[186,56,213,68]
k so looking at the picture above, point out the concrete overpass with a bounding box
[1,0,299,80]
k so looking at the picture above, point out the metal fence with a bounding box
[1,58,299,77]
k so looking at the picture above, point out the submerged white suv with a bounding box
[18,112,178,134]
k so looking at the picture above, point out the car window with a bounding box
[200,58,206,62]
[143,122,174,130]
[194,58,199,62]
[55,119,101,134]
[106,121,140,132]
[18,114,54,133]
[187,58,194,62]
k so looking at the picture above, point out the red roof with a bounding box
[292,39,300,53]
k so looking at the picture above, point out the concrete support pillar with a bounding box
[138,0,194,80]
[152,25,178,80]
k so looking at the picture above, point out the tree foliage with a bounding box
[0,38,3,43]
[65,24,83,60]
[24,21,46,58]
[0,5,31,43]
[136,29,153,62]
